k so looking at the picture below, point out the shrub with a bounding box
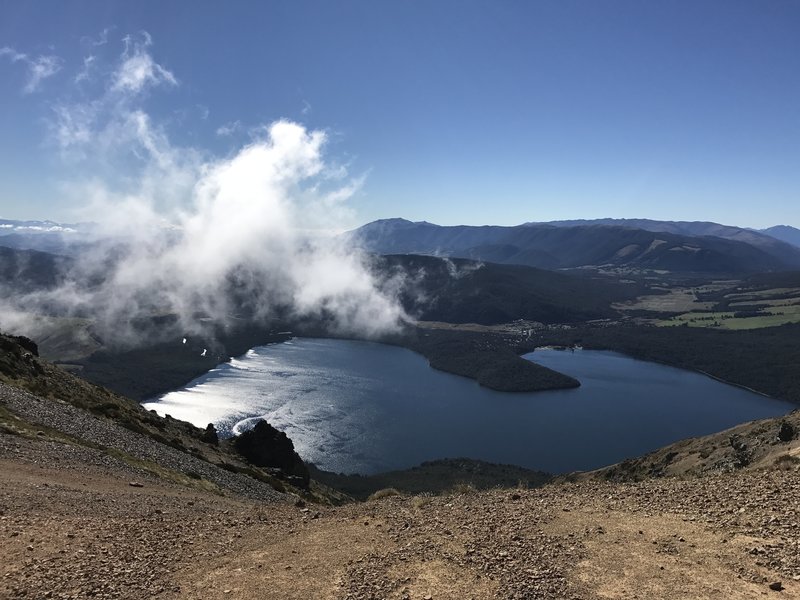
[774,454,800,470]
[367,487,401,501]
[450,481,477,495]
[412,495,433,510]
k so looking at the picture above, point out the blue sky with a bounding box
[1,0,799,228]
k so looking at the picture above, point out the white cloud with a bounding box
[216,120,242,137]
[0,46,62,93]
[324,172,367,206]
[52,102,96,150]
[52,33,181,161]
[0,46,26,62]
[81,27,114,47]
[25,55,62,93]
[75,55,96,83]
[9,32,402,346]
[111,32,177,93]
[27,119,402,344]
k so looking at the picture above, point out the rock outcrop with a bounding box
[778,421,796,442]
[234,419,310,487]
[200,423,219,445]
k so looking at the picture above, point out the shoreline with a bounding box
[142,337,792,476]
[528,343,782,402]
[75,320,794,410]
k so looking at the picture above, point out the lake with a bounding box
[143,338,795,474]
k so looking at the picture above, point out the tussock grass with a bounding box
[450,481,478,495]
[367,487,402,501]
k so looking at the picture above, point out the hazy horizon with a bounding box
[1,213,798,232]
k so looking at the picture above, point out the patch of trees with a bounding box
[531,323,800,404]
[308,458,552,500]
[373,255,645,326]
[743,271,800,290]
[732,310,765,319]
[380,327,580,392]
[428,346,579,392]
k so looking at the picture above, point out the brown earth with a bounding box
[3,430,800,600]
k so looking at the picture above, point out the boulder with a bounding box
[200,423,219,445]
[234,420,309,487]
[778,422,796,443]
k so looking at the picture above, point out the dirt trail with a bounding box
[3,432,800,600]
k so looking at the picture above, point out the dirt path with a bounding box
[3,433,800,599]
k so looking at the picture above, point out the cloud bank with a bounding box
[2,33,407,348]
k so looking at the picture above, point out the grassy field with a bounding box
[724,287,800,301]
[659,303,800,330]
[634,277,800,331]
[613,287,716,313]
[728,297,800,308]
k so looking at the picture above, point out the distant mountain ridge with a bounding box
[0,245,72,292]
[534,218,800,253]
[761,225,800,249]
[349,218,800,273]
[3,216,799,273]
[0,218,96,256]
[0,218,86,233]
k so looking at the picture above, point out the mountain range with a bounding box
[3,217,800,274]
[349,218,800,273]
[0,219,92,256]
[0,218,86,233]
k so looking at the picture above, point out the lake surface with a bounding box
[143,338,795,474]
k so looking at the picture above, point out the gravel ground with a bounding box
[0,382,286,503]
[0,436,284,600]
[3,430,800,599]
[174,468,800,600]
[585,469,800,583]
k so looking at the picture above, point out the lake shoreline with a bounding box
[75,319,795,410]
[145,337,794,476]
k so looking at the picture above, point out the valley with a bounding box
[6,218,800,403]
[3,216,800,599]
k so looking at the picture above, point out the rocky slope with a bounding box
[574,407,800,482]
[3,434,800,599]
[0,333,326,501]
